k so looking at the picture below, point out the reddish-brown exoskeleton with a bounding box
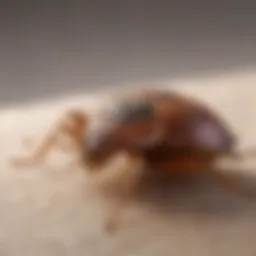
[11,88,256,232]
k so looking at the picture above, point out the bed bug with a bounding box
[11,88,256,232]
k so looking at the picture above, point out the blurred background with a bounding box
[0,0,256,106]
[1,2,256,255]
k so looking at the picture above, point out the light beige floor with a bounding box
[1,69,256,256]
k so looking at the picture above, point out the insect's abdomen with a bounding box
[142,90,236,173]
[151,92,236,154]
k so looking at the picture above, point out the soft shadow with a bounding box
[134,170,256,218]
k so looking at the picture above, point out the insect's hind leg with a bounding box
[210,147,256,198]
[11,109,88,167]
[209,163,256,199]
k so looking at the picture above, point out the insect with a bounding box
[11,88,256,232]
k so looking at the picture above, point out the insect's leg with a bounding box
[105,154,145,233]
[11,128,60,167]
[210,166,255,198]
[213,171,242,195]
[11,110,87,167]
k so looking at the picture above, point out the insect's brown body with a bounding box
[12,88,255,232]
[136,91,236,174]
[84,90,236,175]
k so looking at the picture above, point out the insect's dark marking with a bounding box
[84,101,156,155]
[111,101,156,124]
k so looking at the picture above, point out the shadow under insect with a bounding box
[133,168,256,218]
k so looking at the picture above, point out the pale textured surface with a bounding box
[1,69,256,256]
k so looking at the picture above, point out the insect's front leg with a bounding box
[105,152,145,233]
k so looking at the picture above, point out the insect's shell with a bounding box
[123,89,237,153]
[84,89,236,165]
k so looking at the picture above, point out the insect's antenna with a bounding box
[222,146,256,163]
[239,146,256,158]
